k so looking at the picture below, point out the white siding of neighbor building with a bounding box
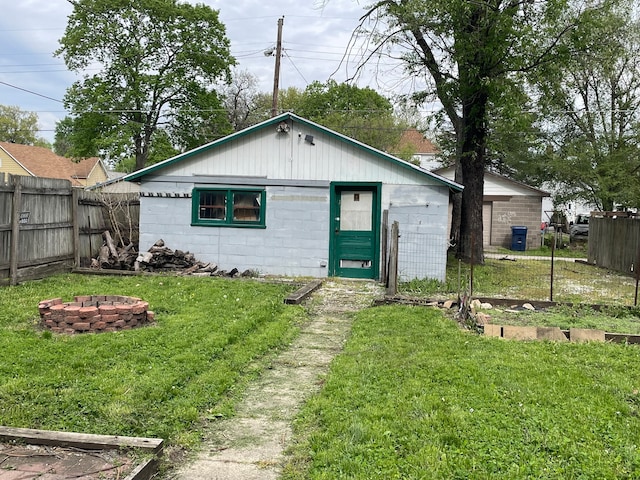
[155,119,444,187]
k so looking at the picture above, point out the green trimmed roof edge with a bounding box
[124,112,463,192]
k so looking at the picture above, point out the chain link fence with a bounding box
[392,231,639,306]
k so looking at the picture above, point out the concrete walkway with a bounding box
[166,279,383,480]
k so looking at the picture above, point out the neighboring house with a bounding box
[88,171,141,193]
[125,112,463,281]
[0,142,108,187]
[435,166,550,249]
[394,128,441,170]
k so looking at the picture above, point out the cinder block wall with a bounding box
[491,196,542,249]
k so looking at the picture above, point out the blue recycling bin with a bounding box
[511,226,527,251]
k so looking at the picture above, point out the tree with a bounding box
[56,0,235,171]
[220,70,262,132]
[295,80,406,152]
[530,4,640,211]
[350,0,607,262]
[0,105,49,147]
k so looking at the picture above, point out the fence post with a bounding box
[635,243,640,306]
[550,229,556,302]
[381,209,388,283]
[9,176,22,286]
[72,189,80,268]
[386,221,399,296]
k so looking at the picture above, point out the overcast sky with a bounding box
[0,0,417,143]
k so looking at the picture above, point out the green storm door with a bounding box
[330,184,380,279]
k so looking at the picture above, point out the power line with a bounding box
[0,80,63,103]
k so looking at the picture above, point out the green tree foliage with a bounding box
[0,105,49,147]
[530,4,640,211]
[295,80,405,152]
[357,0,606,262]
[56,0,235,171]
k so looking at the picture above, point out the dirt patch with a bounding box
[0,442,138,479]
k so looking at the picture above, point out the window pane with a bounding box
[199,191,226,220]
[233,192,261,222]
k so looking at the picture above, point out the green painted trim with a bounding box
[125,112,463,192]
[191,187,266,228]
[328,182,382,279]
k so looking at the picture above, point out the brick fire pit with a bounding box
[39,295,155,334]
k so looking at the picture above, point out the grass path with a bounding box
[166,280,384,480]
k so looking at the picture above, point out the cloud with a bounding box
[0,0,382,142]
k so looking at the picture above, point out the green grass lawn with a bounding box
[283,305,640,479]
[0,273,304,448]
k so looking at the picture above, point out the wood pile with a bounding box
[92,234,250,276]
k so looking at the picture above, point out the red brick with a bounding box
[64,328,76,334]
[146,311,155,322]
[131,302,149,315]
[64,315,81,324]
[64,305,82,316]
[88,314,102,324]
[101,314,120,323]
[94,321,106,330]
[78,306,99,318]
[128,319,138,327]
[114,320,126,328]
[51,327,63,333]
[99,305,118,315]
[74,295,92,303]
[73,322,91,331]
[116,305,133,315]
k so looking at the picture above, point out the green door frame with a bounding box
[328,182,382,279]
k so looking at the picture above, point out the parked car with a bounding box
[570,214,589,241]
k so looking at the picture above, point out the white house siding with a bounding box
[384,184,450,281]
[156,119,441,187]
[139,180,331,277]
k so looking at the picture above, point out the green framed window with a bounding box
[192,188,266,227]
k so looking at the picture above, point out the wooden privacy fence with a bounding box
[588,213,640,276]
[0,175,139,286]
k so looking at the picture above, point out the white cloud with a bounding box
[0,0,414,143]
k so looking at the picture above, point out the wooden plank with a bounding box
[380,209,388,283]
[386,221,399,296]
[0,426,164,454]
[73,188,80,267]
[9,178,21,286]
[284,279,323,304]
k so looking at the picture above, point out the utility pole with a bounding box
[271,16,284,117]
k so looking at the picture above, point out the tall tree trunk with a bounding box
[449,123,464,248]
[457,86,489,264]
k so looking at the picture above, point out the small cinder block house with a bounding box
[125,113,462,280]
[435,166,549,249]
